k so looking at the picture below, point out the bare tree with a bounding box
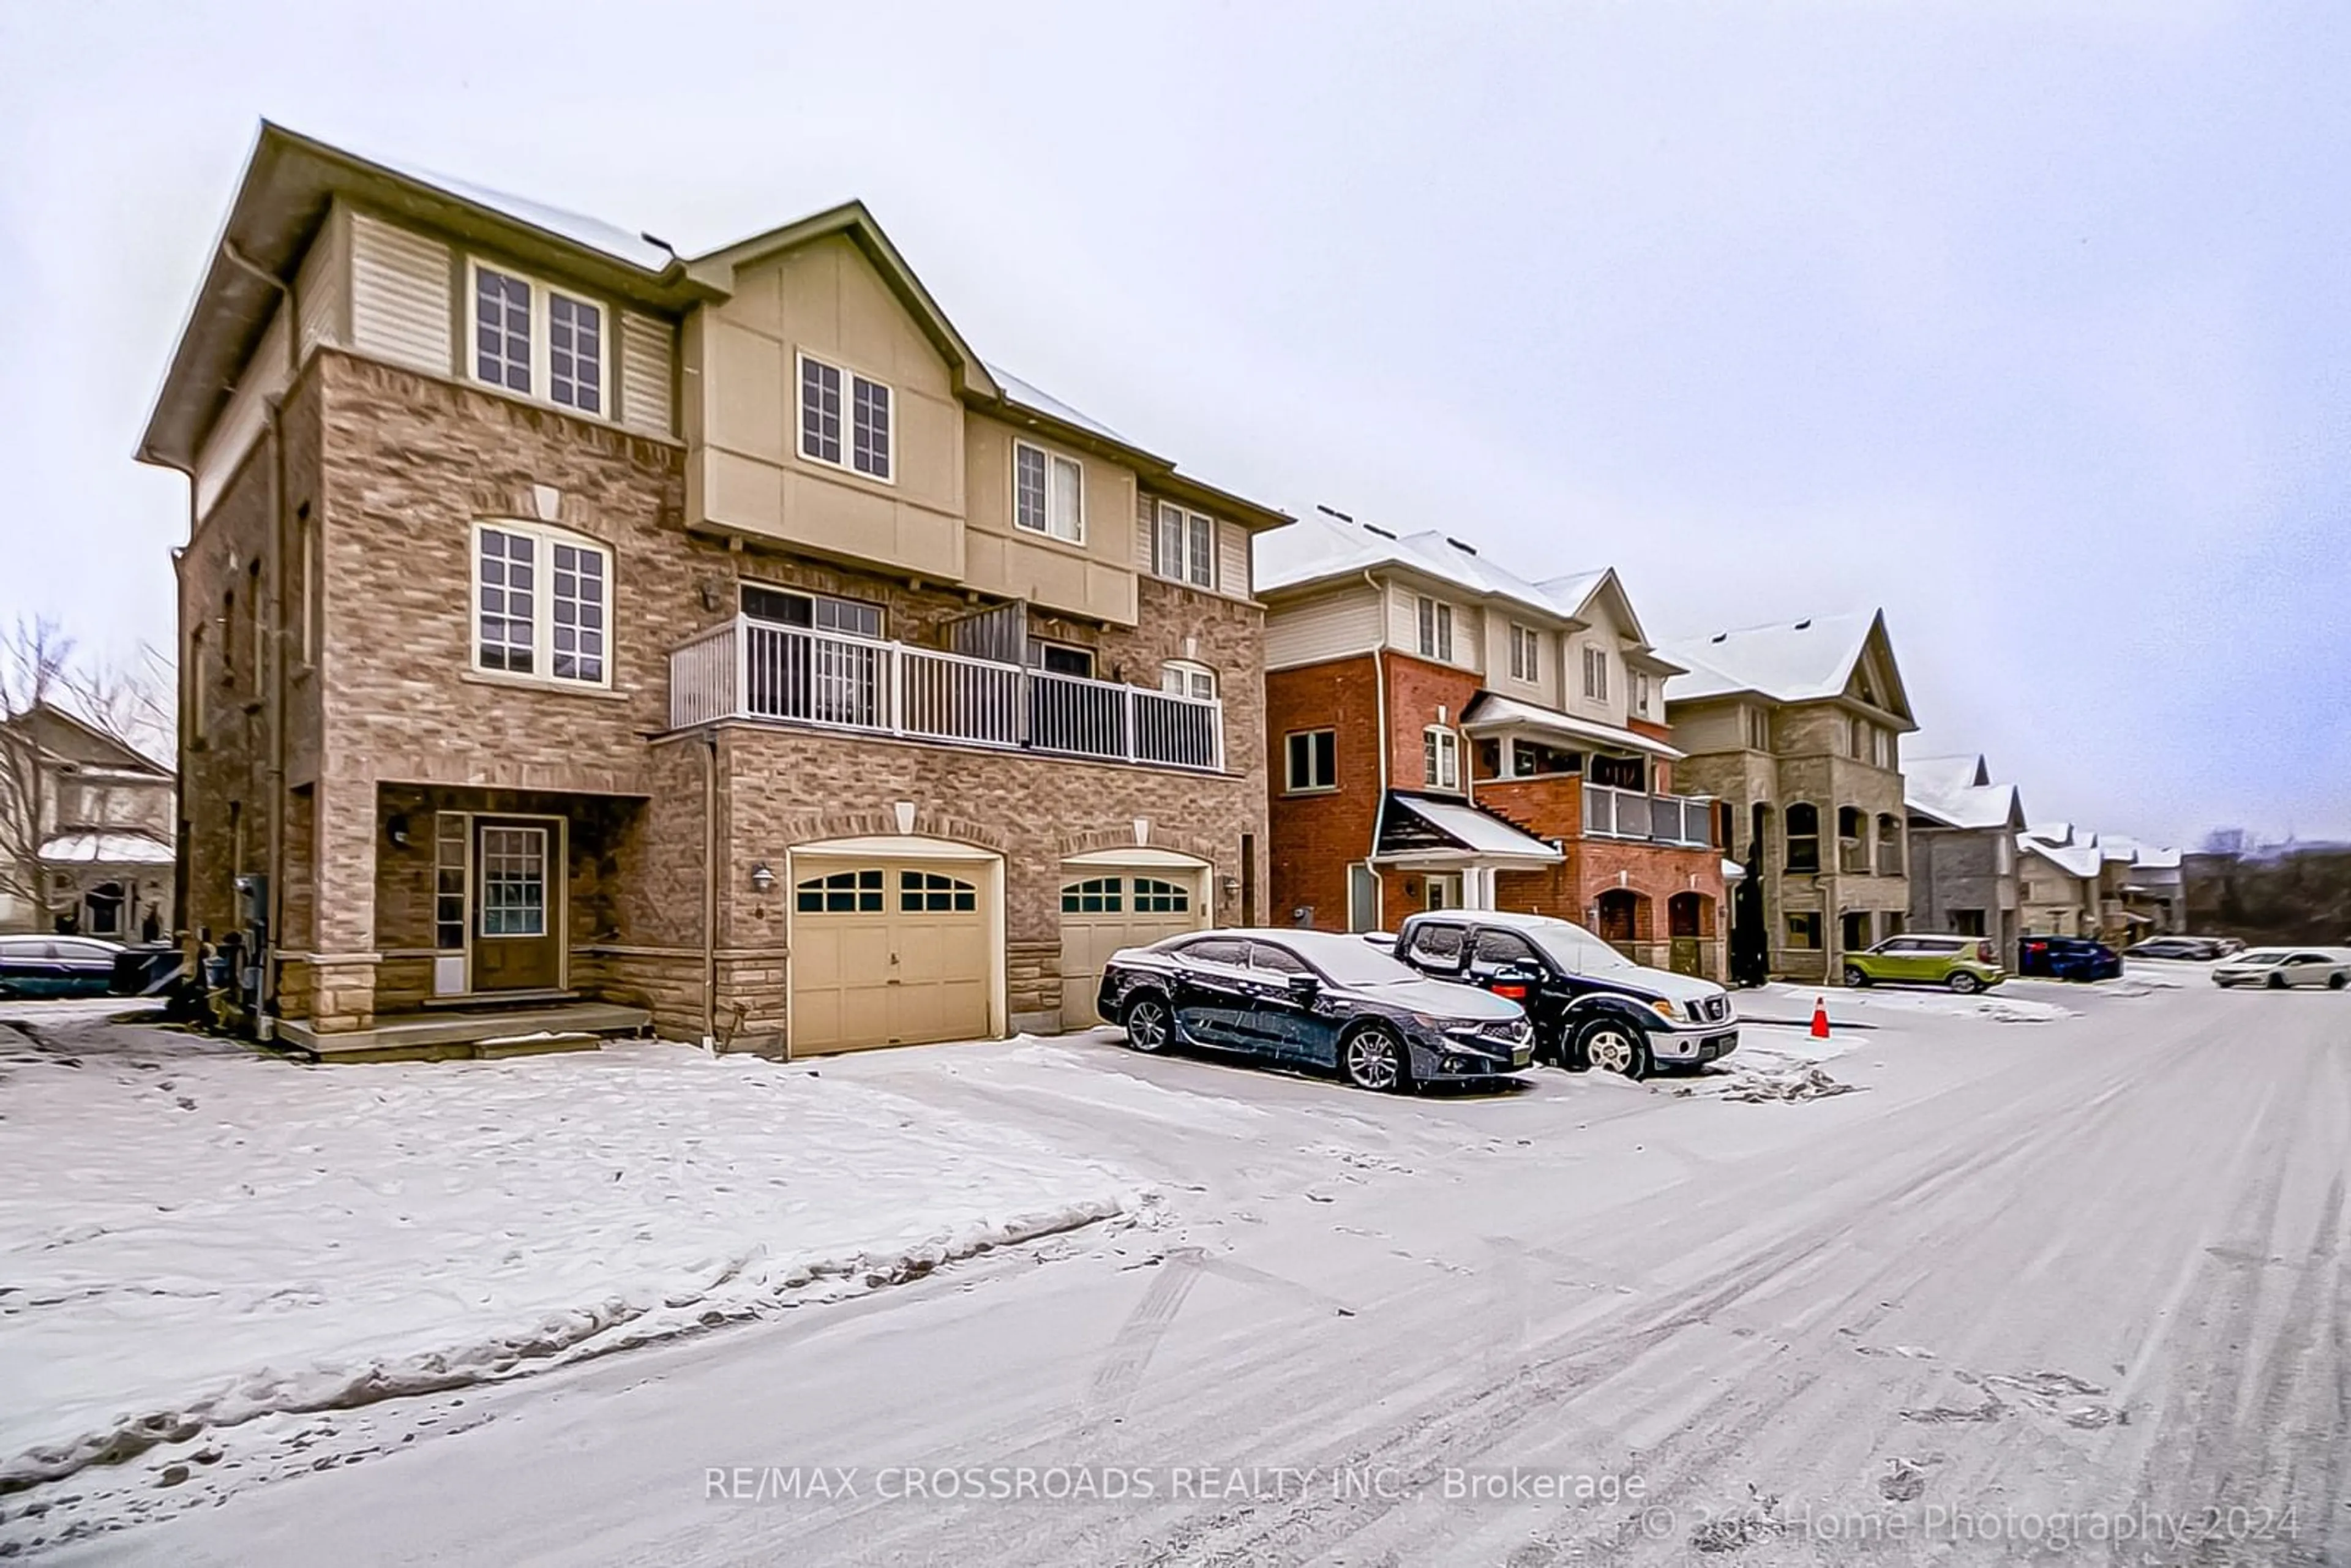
[0,617,77,928]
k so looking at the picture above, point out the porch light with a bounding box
[749,863,776,894]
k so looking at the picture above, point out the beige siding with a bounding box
[617,310,673,438]
[349,211,454,375]
[193,307,290,517]
[964,415,1137,624]
[1216,520,1251,602]
[1386,581,1479,672]
[1668,699,1747,756]
[1267,583,1384,669]
[294,204,348,358]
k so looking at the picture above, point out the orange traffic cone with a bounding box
[1810,997,1832,1040]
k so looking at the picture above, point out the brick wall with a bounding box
[1265,655,1384,931]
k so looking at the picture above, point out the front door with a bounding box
[472,819,561,993]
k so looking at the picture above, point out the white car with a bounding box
[2211,948,2351,990]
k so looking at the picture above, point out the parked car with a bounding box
[1843,934,2005,994]
[2016,935,2123,981]
[1097,928,1533,1092]
[2124,936,2222,962]
[2210,948,2351,990]
[1377,909,1737,1080]
[0,934,126,999]
[2208,936,2246,956]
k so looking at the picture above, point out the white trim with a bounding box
[1153,499,1215,590]
[793,349,898,485]
[1063,846,1211,870]
[470,520,615,691]
[1283,727,1337,792]
[791,835,999,861]
[1422,724,1460,790]
[1160,659,1216,701]
[462,810,569,996]
[463,256,613,420]
[782,837,1010,1045]
[1013,438,1085,543]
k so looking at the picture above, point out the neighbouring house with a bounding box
[2017,825,2102,939]
[2095,835,2183,937]
[1659,612,1917,985]
[0,703,178,940]
[1903,754,2027,954]
[1255,514,1728,978]
[138,123,1286,1060]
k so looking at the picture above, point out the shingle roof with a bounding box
[1658,610,1888,705]
[1904,754,2022,831]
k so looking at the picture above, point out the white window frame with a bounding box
[464,258,612,420]
[1423,725,1460,790]
[469,520,614,690]
[1160,660,1217,702]
[1632,670,1650,716]
[1014,439,1085,542]
[1155,500,1214,589]
[1415,596,1453,662]
[1507,623,1540,683]
[795,350,896,484]
[1581,643,1610,702]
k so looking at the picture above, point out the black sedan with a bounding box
[1095,928,1534,1092]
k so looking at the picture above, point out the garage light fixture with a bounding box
[749,863,776,895]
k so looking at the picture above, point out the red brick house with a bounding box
[1257,514,1730,978]
[138,124,1285,1059]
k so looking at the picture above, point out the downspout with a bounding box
[702,729,719,1051]
[1364,571,1390,928]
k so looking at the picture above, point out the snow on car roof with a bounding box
[1656,610,1882,703]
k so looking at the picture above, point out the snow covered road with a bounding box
[18,975,2351,1564]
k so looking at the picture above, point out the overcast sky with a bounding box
[2,1,2344,846]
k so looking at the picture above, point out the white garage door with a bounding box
[790,863,990,1052]
[1060,866,1208,1026]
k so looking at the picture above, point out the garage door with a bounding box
[790,864,990,1052]
[1060,866,1208,1026]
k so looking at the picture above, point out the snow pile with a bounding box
[0,1036,1149,1493]
[1755,983,2076,1026]
[1717,1065,1861,1103]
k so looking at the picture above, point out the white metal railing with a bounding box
[669,617,1224,773]
[1581,782,1714,847]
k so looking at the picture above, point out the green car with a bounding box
[1842,934,2005,994]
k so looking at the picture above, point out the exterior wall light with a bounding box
[749,863,776,895]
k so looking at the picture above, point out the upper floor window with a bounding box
[1160,661,1217,702]
[470,261,606,416]
[1632,670,1650,717]
[1027,640,1095,678]
[1014,441,1083,542]
[799,353,892,481]
[741,583,883,640]
[1423,726,1460,790]
[1785,801,1821,872]
[1155,501,1214,588]
[1507,623,1541,683]
[1581,643,1610,702]
[1284,729,1336,792]
[1416,596,1453,662]
[1745,706,1772,750]
[473,521,610,686]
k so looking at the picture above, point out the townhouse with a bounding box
[1658,612,1916,985]
[138,124,1284,1059]
[1256,514,1730,978]
[0,703,177,939]
[1903,754,2026,955]
[2017,825,2102,937]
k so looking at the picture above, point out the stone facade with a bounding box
[1907,823,2021,953]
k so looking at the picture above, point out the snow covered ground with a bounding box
[0,1019,1149,1507]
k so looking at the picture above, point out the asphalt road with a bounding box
[58,981,2351,1566]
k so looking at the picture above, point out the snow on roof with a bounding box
[362,147,678,272]
[1253,514,1580,623]
[2025,821,2074,846]
[38,833,174,866]
[1388,795,1563,860]
[1722,858,1747,880]
[2019,833,2101,879]
[1461,692,1685,760]
[1904,754,2019,831]
[983,363,1128,445]
[2135,846,2183,869]
[1657,610,1883,704]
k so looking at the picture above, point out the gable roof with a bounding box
[1904,754,2023,831]
[2020,834,2102,880]
[1658,609,1914,725]
[1,702,172,777]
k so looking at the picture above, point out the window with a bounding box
[1951,909,1987,937]
[1849,716,1869,760]
[1632,671,1650,717]
[902,871,977,912]
[434,814,467,951]
[798,353,893,481]
[1422,873,1461,910]
[1509,740,1578,778]
[1027,642,1094,678]
[1842,910,1874,952]
[1745,707,1772,750]
[1874,727,1896,770]
[1132,877,1190,913]
[1155,501,1215,588]
[1785,912,1822,950]
[1507,623,1541,683]
[1284,729,1337,791]
[796,868,885,912]
[1785,803,1821,872]
[1161,661,1217,702]
[741,585,884,639]
[473,522,610,686]
[1407,921,1467,970]
[1062,876,1122,913]
[1247,941,1310,977]
[1877,813,1903,874]
[469,261,605,415]
[1581,643,1610,702]
[479,826,547,936]
[1997,836,2014,874]
[1423,726,1460,790]
[1183,936,1250,968]
[1016,441,1084,541]
[1415,596,1453,662]
[1470,929,1540,972]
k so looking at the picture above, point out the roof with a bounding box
[984,364,1125,445]
[1376,793,1562,863]
[1256,513,1564,608]
[1461,692,1685,761]
[2020,834,2101,880]
[1657,609,1913,724]
[1722,858,1747,881]
[1904,754,2023,831]
[38,832,176,866]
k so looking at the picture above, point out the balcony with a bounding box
[1581,782,1714,848]
[669,617,1225,773]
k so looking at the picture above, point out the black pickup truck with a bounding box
[1374,910,1738,1080]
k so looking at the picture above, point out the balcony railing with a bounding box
[1582,782,1714,847]
[669,617,1224,773]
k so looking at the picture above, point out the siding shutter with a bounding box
[349,212,456,373]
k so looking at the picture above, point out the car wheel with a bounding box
[1340,1025,1410,1093]
[1574,1016,1652,1081]
[1948,971,1982,995]
[1842,965,1870,988]
[2331,973,2348,991]
[2267,972,2289,990]
[1122,993,1174,1053]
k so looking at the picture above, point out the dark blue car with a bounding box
[2017,935,2122,981]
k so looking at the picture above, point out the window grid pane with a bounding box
[548,293,602,413]
[1049,455,1084,541]
[801,358,844,464]
[475,269,531,392]
[479,827,546,937]
[852,377,891,478]
[478,528,536,673]
[1016,446,1049,533]
[549,542,606,683]
[1157,503,1185,579]
[1187,514,1212,587]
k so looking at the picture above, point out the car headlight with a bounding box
[1649,999,1679,1022]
